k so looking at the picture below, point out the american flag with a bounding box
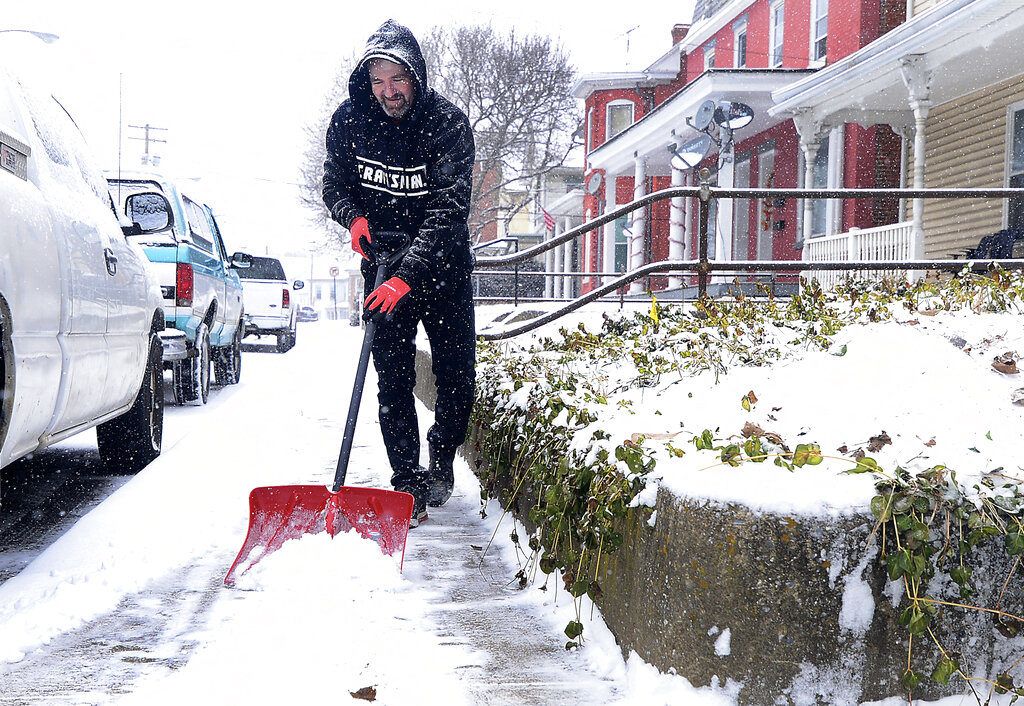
[542,208,555,232]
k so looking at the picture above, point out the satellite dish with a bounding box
[691,100,716,132]
[669,134,712,171]
[713,101,754,131]
[585,172,604,195]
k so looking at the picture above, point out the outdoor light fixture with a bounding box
[668,134,712,171]
[713,101,754,131]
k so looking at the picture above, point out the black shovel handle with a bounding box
[332,232,410,492]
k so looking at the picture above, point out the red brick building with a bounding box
[571,0,908,294]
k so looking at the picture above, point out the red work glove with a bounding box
[350,216,371,259]
[364,276,411,316]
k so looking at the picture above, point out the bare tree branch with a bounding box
[297,25,582,244]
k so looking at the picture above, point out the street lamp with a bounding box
[0,29,60,43]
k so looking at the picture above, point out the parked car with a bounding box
[107,173,252,404]
[1,66,166,477]
[238,256,303,352]
[296,306,319,322]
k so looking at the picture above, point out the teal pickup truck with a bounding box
[108,173,253,405]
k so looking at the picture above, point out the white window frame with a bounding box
[704,40,716,71]
[1004,100,1024,228]
[733,18,748,68]
[605,100,635,142]
[810,0,829,66]
[769,0,785,68]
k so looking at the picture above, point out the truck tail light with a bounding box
[176,263,194,307]
[282,289,290,308]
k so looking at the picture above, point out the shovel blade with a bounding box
[224,485,414,586]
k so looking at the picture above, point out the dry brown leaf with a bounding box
[992,353,1019,375]
[741,422,764,438]
[837,445,849,454]
[741,422,783,445]
[852,448,866,461]
[351,686,377,702]
[919,309,940,317]
[867,431,892,453]
[631,431,682,443]
[905,319,921,326]
[924,438,937,447]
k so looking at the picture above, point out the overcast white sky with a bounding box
[3,1,695,255]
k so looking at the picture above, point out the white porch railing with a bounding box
[802,220,915,289]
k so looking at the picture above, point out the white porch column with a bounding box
[562,215,573,298]
[718,131,735,264]
[900,55,932,272]
[669,164,687,289]
[551,221,563,299]
[792,109,827,261]
[629,154,647,294]
[603,173,617,284]
[544,225,554,299]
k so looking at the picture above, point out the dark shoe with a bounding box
[426,446,455,508]
[396,482,428,528]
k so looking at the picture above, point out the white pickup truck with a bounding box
[239,256,302,353]
[1,65,166,477]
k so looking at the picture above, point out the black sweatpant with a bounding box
[363,270,476,490]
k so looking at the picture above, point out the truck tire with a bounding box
[215,320,243,385]
[276,326,295,353]
[97,334,164,474]
[174,322,211,405]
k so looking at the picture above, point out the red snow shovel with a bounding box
[224,234,414,587]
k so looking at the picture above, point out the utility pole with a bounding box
[128,123,168,166]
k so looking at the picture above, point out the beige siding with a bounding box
[911,0,948,17]
[909,75,1024,257]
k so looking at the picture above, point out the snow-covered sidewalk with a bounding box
[0,321,728,705]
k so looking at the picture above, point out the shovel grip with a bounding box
[332,231,410,492]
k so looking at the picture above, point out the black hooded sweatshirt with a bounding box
[322,20,476,291]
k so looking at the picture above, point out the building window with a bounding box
[1009,106,1024,230]
[769,1,785,67]
[606,101,634,141]
[704,41,716,71]
[614,217,629,272]
[811,0,829,62]
[734,19,748,68]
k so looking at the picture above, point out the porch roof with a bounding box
[571,70,678,99]
[546,188,585,219]
[587,68,814,177]
[769,0,1024,127]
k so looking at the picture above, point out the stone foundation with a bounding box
[414,347,1024,703]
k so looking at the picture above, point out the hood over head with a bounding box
[349,20,429,118]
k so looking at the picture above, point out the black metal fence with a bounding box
[472,175,1024,340]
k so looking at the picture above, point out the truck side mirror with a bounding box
[125,192,173,233]
[292,280,305,291]
[230,252,253,269]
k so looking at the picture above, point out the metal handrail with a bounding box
[475,185,1024,268]
[474,176,1024,339]
[477,258,1024,341]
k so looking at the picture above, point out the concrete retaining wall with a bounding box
[414,347,1024,703]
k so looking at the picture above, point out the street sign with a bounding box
[329,266,339,277]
